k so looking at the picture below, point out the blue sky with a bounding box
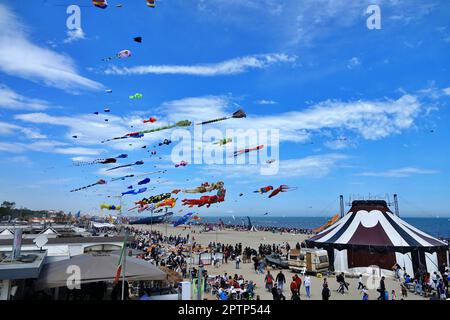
[0,0,449,217]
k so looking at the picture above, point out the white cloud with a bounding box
[53,147,101,155]
[347,57,361,69]
[443,87,450,95]
[0,84,53,110]
[0,4,103,91]
[0,121,46,139]
[234,94,423,142]
[205,154,347,178]
[255,100,278,105]
[358,166,439,178]
[104,54,296,76]
[0,139,101,155]
[63,28,85,44]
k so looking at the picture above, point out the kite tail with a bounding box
[196,116,230,125]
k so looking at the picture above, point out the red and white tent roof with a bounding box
[308,201,447,248]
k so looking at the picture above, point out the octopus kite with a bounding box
[182,188,226,208]
[268,185,297,198]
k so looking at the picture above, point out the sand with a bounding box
[133,224,427,300]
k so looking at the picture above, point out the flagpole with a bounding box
[121,231,128,301]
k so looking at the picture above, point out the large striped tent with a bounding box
[306,200,449,277]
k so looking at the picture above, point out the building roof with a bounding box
[0,236,129,247]
[34,252,166,290]
[0,250,47,280]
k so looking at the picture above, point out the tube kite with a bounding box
[233,145,264,157]
[70,179,106,192]
[196,109,246,125]
[100,204,121,211]
[102,120,191,143]
[106,160,144,171]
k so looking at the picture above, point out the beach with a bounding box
[133,223,427,300]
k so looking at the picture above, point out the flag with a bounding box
[114,235,127,284]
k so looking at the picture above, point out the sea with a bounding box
[201,216,450,239]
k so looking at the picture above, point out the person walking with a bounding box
[377,276,386,300]
[235,255,241,269]
[304,275,311,298]
[322,283,331,300]
[265,271,274,292]
[276,270,286,292]
[290,277,298,298]
[357,274,364,290]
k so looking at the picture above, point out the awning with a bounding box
[34,252,166,290]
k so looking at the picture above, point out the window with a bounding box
[319,255,328,264]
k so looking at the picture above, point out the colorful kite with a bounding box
[313,214,340,234]
[183,181,224,194]
[233,145,264,157]
[100,204,121,211]
[129,93,143,99]
[93,0,108,9]
[182,189,226,208]
[196,109,246,125]
[143,117,157,123]
[73,154,128,166]
[111,174,134,182]
[136,192,172,206]
[213,138,232,146]
[147,0,156,8]
[102,49,131,62]
[175,160,188,168]
[122,188,147,196]
[158,139,171,146]
[156,198,177,208]
[253,186,274,194]
[102,120,191,143]
[173,212,194,227]
[268,185,297,198]
[70,179,106,192]
[104,108,110,113]
[138,178,151,185]
[105,160,144,171]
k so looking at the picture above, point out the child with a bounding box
[391,290,397,300]
[400,283,408,298]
